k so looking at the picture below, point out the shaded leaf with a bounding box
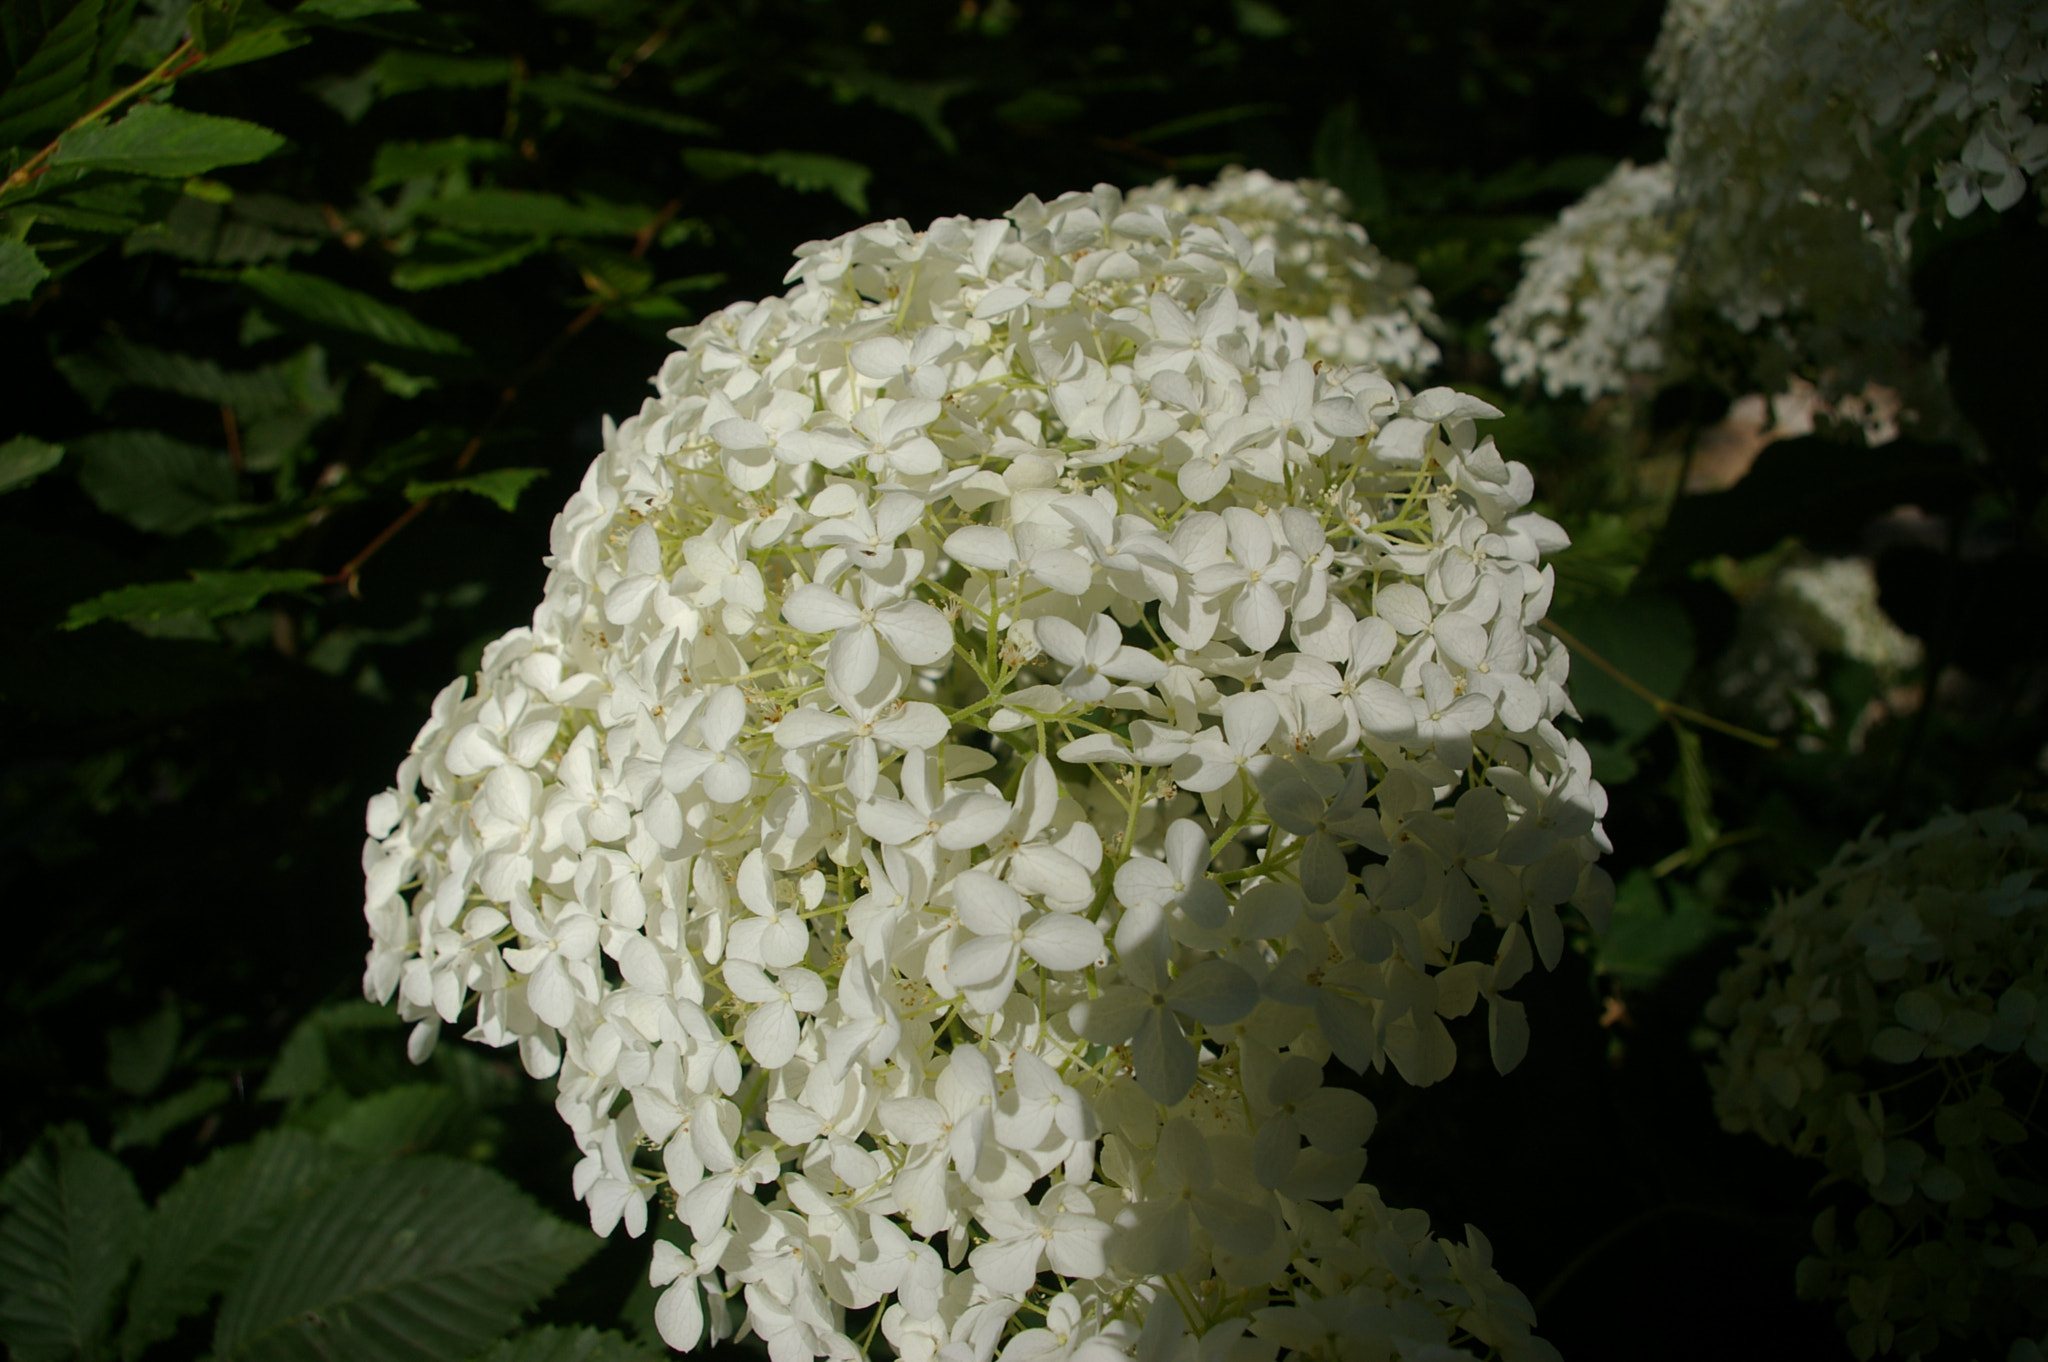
[367,135,506,189]
[55,102,285,177]
[1594,870,1732,990]
[480,1326,662,1362]
[121,1129,358,1360]
[390,233,540,290]
[0,238,50,304]
[124,188,326,264]
[64,569,324,629]
[106,1001,181,1096]
[1311,100,1387,220]
[0,0,97,146]
[320,1084,495,1160]
[56,336,337,418]
[406,467,545,512]
[809,68,967,153]
[682,148,870,213]
[238,267,468,354]
[1547,591,1693,783]
[368,49,512,97]
[527,75,715,137]
[1126,101,1286,147]
[111,1078,233,1151]
[258,1000,402,1102]
[0,1127,147,1362]
[72,428,237,534]
[211,1157,599,1362]
[1671,720,1720,858]
[420,189,648,237]
[0,434,62,492]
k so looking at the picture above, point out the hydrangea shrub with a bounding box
[361,179,1614,1362]
[1706,807,2048,1360]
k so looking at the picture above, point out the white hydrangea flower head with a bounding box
[1488,161,1680,402]
[362,179,1610,1362]
[1648,0,2048,397]
[1128,166,1443,378]
[1705,806,2048,1361]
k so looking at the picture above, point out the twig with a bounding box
[1540,619,1780,751]
[221,404,243,473]
[1,40,205,199]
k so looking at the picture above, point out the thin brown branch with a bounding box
[1,40,203,199]
[221,404,243,473]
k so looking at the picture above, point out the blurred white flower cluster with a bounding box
[1713,556,1923,738]
[1491,0,2045,408]
[361,178,1613,1362]
[1130,166,1442,378]
[1487,161,1679,402]
[1705,806,2048,1360]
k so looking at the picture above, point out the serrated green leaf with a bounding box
[1548,591,1694,784]
[55,102,285,177]
[682,148,870,213]
[420,189,646,237]
[321,1084,494,1160]
[526,75,715,138]
[367,135,505,189]
[111,1078,233,1151]
[121,1129,357,1361]
[0,0,99,147]
[58,336,339,420]
[211,1157,599,1362]
[190,0,242,53]
[0,238,50,303]
[0,434,62,491]
[406,467,544,512]
[72,428,238,533]
[0,1127,147,1362]
[64,569,323,629]
[480,1326,662,1362]
[294,0,422,17]
[390,232,538,290]
[238,267,468,354]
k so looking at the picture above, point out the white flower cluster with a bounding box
[1486,162,1679,402]
[1129,167,1442,378]
[361,179,1613,1362]
[1705,806,2048,1361]
[1713,556,1923,737]
[1647,0,2048,391]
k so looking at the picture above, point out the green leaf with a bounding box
[190,0,242,53]
[0,434,62,491]
[111,1078,234,1151]
[406,467,544,512]
[480,1327,662,1362]
[72,428,237,533]
[682,148,871,213]
[390,233,539,290]
[0,1127,147,1362]
[1233,0,1291,37]
[106,1001,181,1096]
[258,1000,403,1102]
[121,1129,357,1360]
[64,569,324,629]
[368,49,512,97]
[526,75,716,138]
[420,189,648,237]
[56,336,339,418]
[1594,870,1731,990]
[0,238,50,303]
[366,135,505,189]
[1125,101,1286,147]
[0,0,99,147]
[54,102,285,177]
[1547,591,1694,784]
[809,69,968,153]
[211,1157,599,1362]
[320,1084,494,1160]
[294,0,424,17]
[237,267,469,354]
[1671,719,1720,859]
